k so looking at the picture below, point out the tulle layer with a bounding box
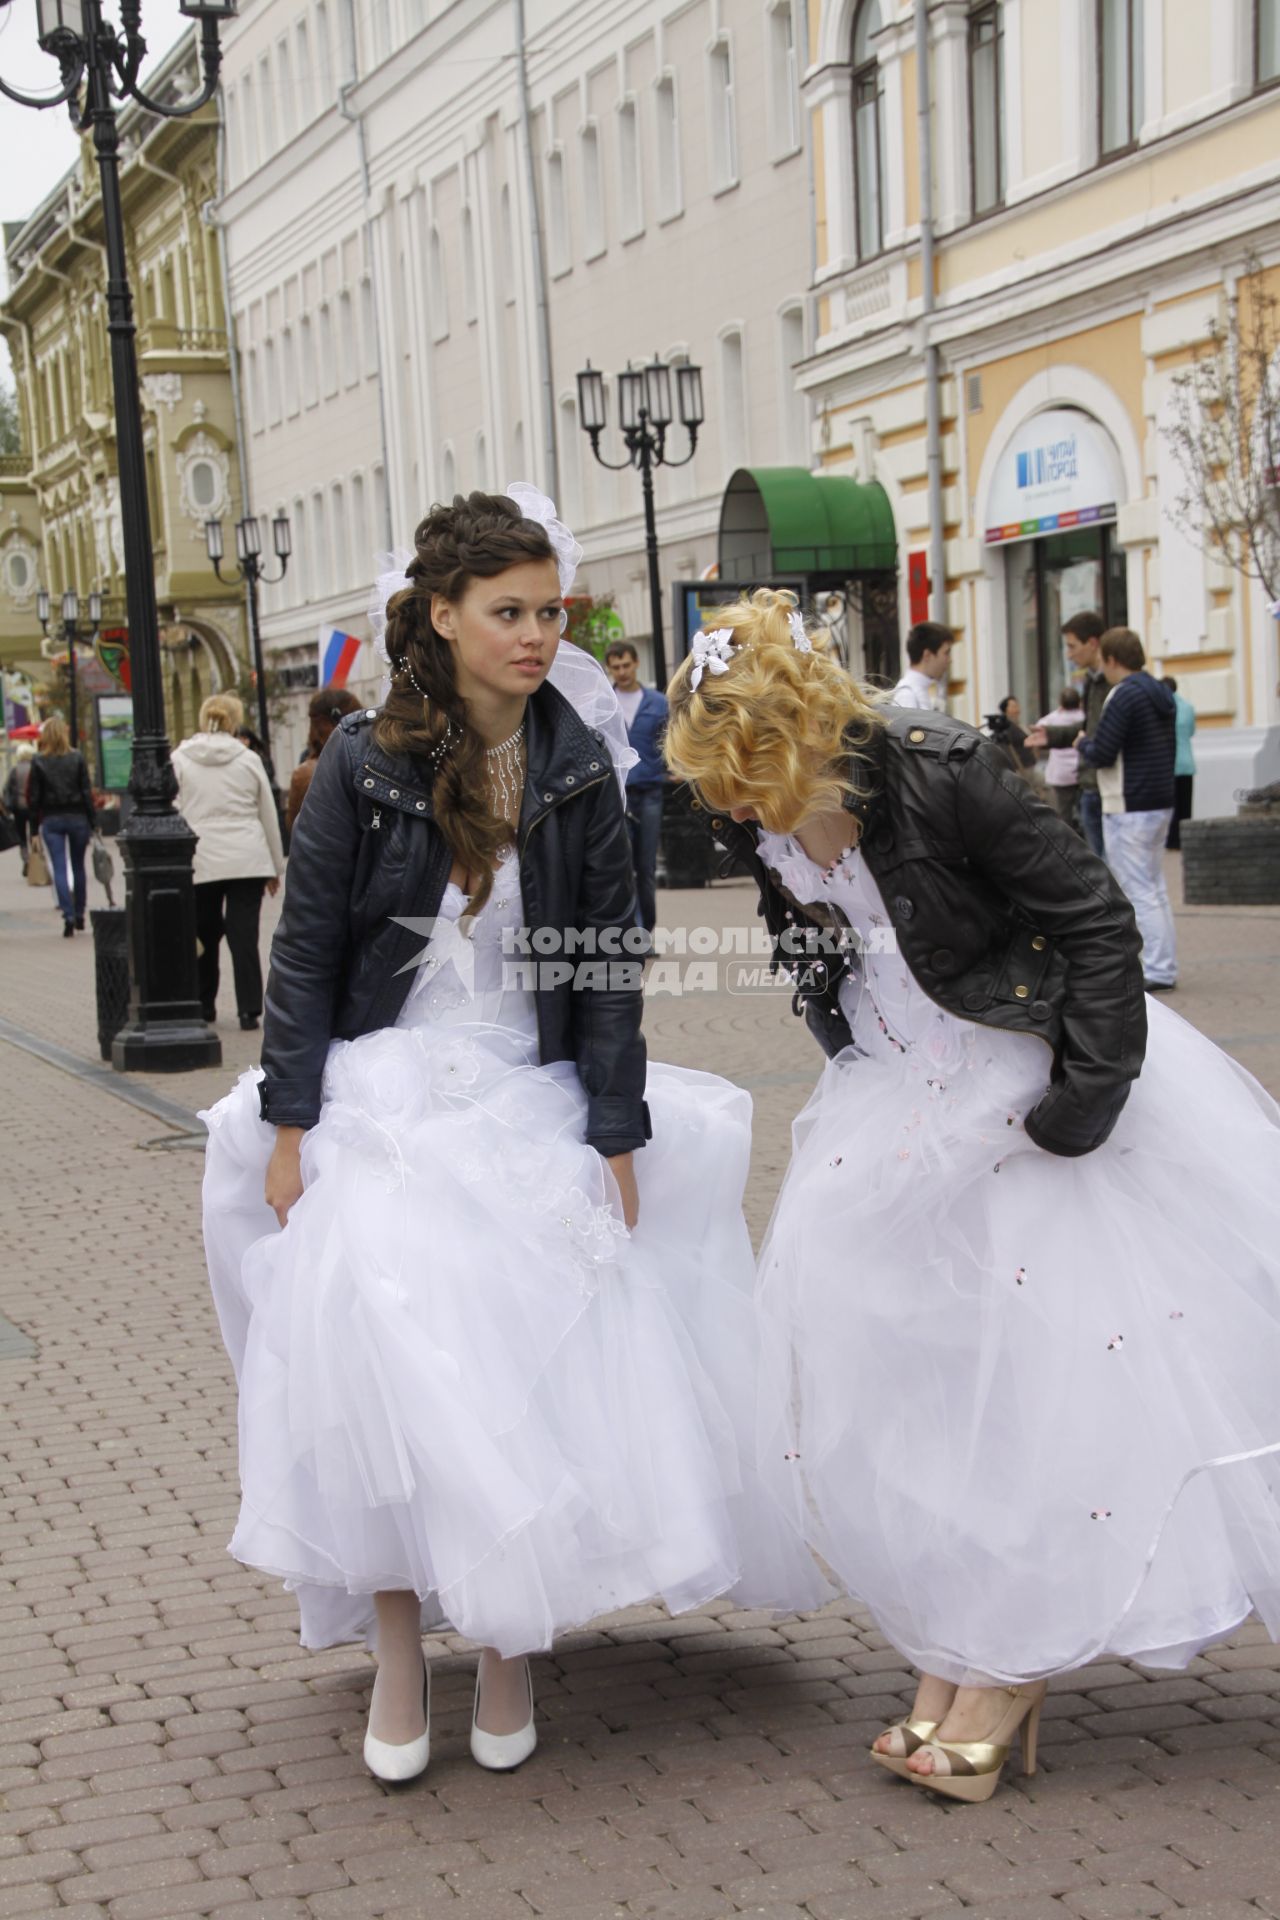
[757,999,1280,1684]
[202,1027,824,1654]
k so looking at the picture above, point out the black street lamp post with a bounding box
[36,585,102,750]
[576,353,705,690]
[1,0,234,1072]
[205,511,291,763]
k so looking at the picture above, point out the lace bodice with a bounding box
[397,847,536,1040]
[757,829,1045,1082]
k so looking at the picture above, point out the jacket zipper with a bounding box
[517,770,611,1074]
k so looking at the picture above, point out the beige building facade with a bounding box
[0,31,251,764]
[803,0,1280,814]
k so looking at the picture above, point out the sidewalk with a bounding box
[2,844,1280,1920]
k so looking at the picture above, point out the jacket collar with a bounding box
[351,681,610,823]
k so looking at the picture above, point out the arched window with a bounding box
[461,207,478,324]
[559,397,583,524]
[719,328,746,471]
[428,226,449,341]
[851,0,885,260]
[474,430,489,489]
[442,445,457,499]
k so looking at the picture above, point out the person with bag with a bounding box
[173,692,285,1031]
[4,743,36,872]
[28,716,96,935]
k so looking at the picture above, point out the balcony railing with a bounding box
[0,453,31,477]
[140,323,229,356]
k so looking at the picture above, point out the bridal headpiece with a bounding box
[687,606,814,690]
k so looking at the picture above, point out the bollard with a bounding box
[90,906,131,1061]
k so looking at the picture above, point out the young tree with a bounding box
[0,378,20,456]
[1161,262,1280,627]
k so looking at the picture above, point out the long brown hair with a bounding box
[307,684,361,759]
[374,491,557,914]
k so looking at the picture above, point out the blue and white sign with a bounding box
[987,408,1126,545]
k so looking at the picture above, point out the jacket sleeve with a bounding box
[957,750,1147,1157]
[571,771,650,1156]
[28,760,45,830]
[252,756,286,874]
[1078,688,1126,768]
[259,731,360,1128]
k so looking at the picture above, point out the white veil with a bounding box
[367,484,637,801]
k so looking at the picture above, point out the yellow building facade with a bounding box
[0,29,249,759]
[804,0,1280,812]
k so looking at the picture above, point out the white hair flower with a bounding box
[788,610,813,653]
[689,627,737,690]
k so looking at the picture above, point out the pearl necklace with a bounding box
[485,722,526,823]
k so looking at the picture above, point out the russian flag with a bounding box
[319,626,361,688]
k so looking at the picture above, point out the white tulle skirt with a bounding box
[201,1024,824,1654]
[756,999,1280,1684]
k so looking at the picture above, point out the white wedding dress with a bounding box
[754,828,1280,1685]
[202,848,823,1654]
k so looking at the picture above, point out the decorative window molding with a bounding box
[851,0,886,260]
[968,1,1006,218]
[617,93,644,241]
[654,71,683,223]
[580,121,606,261]
[428,225,450,340]
[545,145,571,278]
[176,432,230,528]
[707,34,739,195]
[766,0,802,160]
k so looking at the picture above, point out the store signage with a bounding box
[985,408,1125,545]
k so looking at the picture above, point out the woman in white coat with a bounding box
[174,692,285,1030]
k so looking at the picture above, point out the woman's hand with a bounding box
[265,1126,305,1227]
[266,877,281,898]
[606,1152,640,1230]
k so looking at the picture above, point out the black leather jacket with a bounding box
[714,707,1147,1159]
[259,684,650,1156]
[29,750,95,828]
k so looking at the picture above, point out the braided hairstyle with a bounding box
[373,491,557,915]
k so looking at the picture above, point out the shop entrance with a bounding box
[1003,523,1127,719]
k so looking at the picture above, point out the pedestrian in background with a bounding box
[28,715,96,937]
[1077,629,1178,992]
[285,685,362,835]
[891,621,952,711]
[1024,611,1107,856]
[1163,674,1197,849]
[173,692,284,1030]
[604,639,668,938]
[1034,684,1083,827]
[3,742,36,872]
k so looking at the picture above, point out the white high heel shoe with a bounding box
[470,1657,536,1772]
[363,1661,430,1784]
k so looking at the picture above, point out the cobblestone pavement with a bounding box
[2,847,1280,1920]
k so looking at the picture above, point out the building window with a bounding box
[655,73,682,222]
[258,55,273,162]
[546,147,571,277]
[295,18,313,125]
[581,123,606,259]
[428,226,449,340]
[241,71,259,171]
[351,472,369,572]
[559,397,583,523]
[299,313,318,406]
[475,430,489,489]
[1258,0,1280,86]
[852,0,885,259]
[1098,0,1143,155]
[442,445,457,498]
[264,337,281,425]
[707,35,739,193]
[339,288,358,384]
[282,325,299,416]
[310,491,328,597]
[319,300,337,394]
[359,275,378,376]
[779,304,807,464]
[968,2,1005,217]
[224,87,241,185]
[767,1,801,158]
[617,94,644,239]
[329,481,347,590]
[499,184,516,301]
[719,327,746,470]
[277,37,296,142]
[462,208,478,324]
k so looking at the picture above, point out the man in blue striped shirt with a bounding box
[1077,629,1178,992]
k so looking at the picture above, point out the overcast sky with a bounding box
[0,0,191,386]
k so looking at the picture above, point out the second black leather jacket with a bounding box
[713,707,1147,1159]
[259,683,650,1156]
[29,750,95,828]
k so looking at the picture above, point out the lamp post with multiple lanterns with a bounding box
[575,354,705,692]
[36,587,102,751]
[1,0,235,1071]
[204,512,291,765]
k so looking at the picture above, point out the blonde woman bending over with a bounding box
[665,591,1280,1803]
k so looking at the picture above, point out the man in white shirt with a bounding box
[892,622,954,710]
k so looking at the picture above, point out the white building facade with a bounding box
[216,0,817,758]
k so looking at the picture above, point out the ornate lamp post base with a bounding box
[112,809,222,1071]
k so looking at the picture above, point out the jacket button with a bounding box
[543,791,553,802]
[365,709,376,719]
[389,788,399,799]
[963,990,986,1011]
[565,774,576,785]
[1031,999,1051,1020]
[416,800,426,811]
[1014,984,1030,999]
[1031,934,1047,952]
[711,818,724,831]
[589,760,600,771]
[908,727,926,743]
[364,778,374,789]
[930,947,954,972]
[894,896,915,920]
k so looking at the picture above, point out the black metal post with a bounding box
[78,13,219,1070]
[244,564,271,759]
[637,436,667,692]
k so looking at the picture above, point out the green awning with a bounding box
[718,467,897,582]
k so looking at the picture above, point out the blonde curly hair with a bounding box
[665,590,884,831]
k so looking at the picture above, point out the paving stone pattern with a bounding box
[3,855,1280,1918]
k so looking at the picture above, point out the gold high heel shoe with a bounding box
[869,1717,941,1780]
[908,1683,1046,1803]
